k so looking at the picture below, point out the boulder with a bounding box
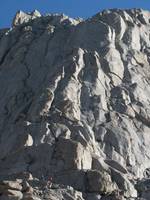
[111,169,137,198]
[54,137,92,171]
[0,190,23,200]
[86,170,116,194]
[54,170,86,191]
[0,180,22,191]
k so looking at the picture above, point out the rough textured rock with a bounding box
[12,10,41,27]
[0,8,150,199]
[0,180,23,200]
[86,170,116,194]
[53,137,92,171]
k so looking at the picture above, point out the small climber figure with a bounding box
[47,176,53,188]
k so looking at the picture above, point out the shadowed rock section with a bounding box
[0,8,150,200]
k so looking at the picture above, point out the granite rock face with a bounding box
[0,8,150,199]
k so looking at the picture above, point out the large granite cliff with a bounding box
[0,9,150,200]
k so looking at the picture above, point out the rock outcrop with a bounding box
[0,8,150,199]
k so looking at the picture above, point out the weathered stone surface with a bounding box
[105,159,127,174]
[92,156,110,172]
[0,8,150,200]
[54,169,86,191]
[86,170,116,194]
[0,190,23,200]
[12,10,41,27]
[54,137,92,171]
[86,193,101,200]
[22,193,40,200]
[41,187,84,200]
[111,169,137,198]
[0,180,22,191]
[136,179,150,200]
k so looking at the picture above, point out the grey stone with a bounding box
[86,170,116,194]
[111,169,137,198]
[54,137,92,171]
[54,169,86,191]
[0,8,150,200]
[0,190,23,200]
[86,193,101,200]
[104,159,127,174]
[0,180,22,191]
[92,156,110,172]
[12,10,41,27]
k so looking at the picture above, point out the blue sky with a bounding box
[0,0,150,28]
